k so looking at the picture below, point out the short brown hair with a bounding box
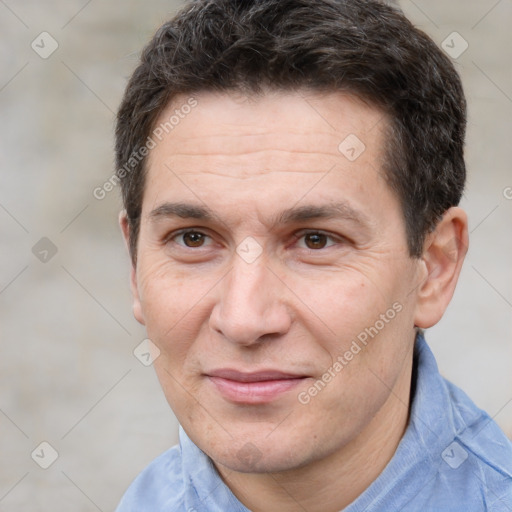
[115,0,466,263]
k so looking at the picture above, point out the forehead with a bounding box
[141,89,398,225]
[150,89,386,166]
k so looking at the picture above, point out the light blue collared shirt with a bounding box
[116,334,512,511]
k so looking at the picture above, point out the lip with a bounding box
[206,369,308,404]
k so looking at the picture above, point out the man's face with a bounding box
[126,90,424,473]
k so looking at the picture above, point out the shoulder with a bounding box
[415,335,512,480]
[435,377,512,509]
[115,445,187,512]
[444,377,512,468]
[400,335,512,510]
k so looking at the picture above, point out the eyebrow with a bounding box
[148,201,370,228]
[275,203,369,227]
[149,202,219,222]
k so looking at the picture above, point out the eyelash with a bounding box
[169,229,214,248]
[167,229,344,251]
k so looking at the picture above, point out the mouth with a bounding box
[206,369,309,404]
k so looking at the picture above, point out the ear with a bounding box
[413,207,468,329]
[119,211,145,326]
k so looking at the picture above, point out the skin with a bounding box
[120,89,468,512]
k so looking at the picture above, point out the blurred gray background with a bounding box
[0,1,511,510]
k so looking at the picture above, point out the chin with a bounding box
[196,422,326,475]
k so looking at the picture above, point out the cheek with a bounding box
[295,260,413,379]
[138,252,210,315]
[136,257,213,357]
[291,267,385,346]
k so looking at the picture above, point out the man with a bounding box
[114,0,512,510]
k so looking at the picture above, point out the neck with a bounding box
[215,355,413,512]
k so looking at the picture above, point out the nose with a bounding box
[209,257,292,347]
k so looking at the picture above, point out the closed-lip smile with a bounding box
[206,369,309,404]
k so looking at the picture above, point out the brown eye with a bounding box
[304,233,328,250]
[181,232,206,247]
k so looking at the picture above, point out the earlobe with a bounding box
[413,207,468,329]
[119,211,146,326]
